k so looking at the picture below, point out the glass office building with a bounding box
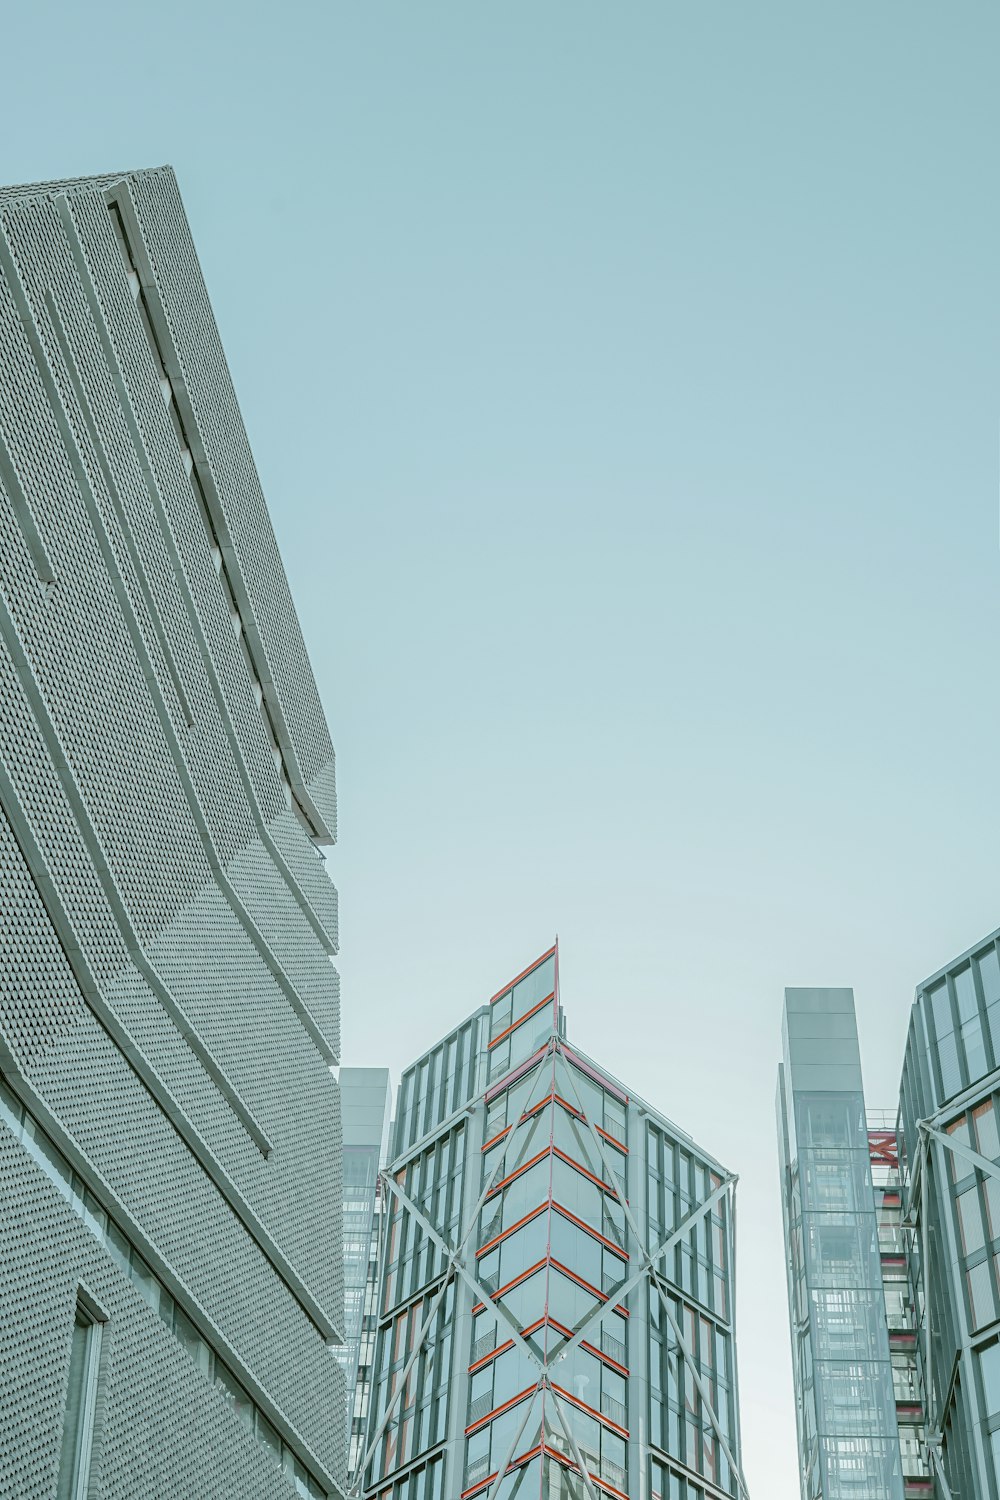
[339,1068,394,1478]
[778,927,1000,1500]
[777,988,906,1500]
[358,944,746,1500]
[897,928,1000,1499]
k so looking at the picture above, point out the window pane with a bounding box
[255,1410,282,1461]
[958,1189,986,1255]
[980,949,1000,1005]
[962,1020,988,1085]
[56,1308,101,1500]
[930,983,954,1040]
[955,968,978,1024]
[975,1103,1000,1162]
[968,1260,995,1331]
[980,1342,1000,1417]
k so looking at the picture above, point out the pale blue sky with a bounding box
[5,4,1000,1494]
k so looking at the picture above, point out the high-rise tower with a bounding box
[0,166,344,1498]
[777,988,912,1500]
[359,945,745,1500]
[775,931,1000,1500]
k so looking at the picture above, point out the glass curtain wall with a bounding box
[362,946,743,1500]
[777,988,904,1500]
[898,932,1000,1500]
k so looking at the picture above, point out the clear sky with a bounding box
[5,4,1000,1494]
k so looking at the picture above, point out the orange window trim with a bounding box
[545,1316,630,1374]
[481,1124,513,1154]
[464,1384,537,1437]
[461,1470,498,1500]
[540,1444,629,1500]
[468,1336,515,1374]
[522,1091,557,1120]
[552,1200,629,1260]
[486,1146,551,1199]
[477,1201,548,1258]
[550,1381,629,1438]
[472,1257,548,1314]
[550,1257,607,1302]
[489,946,557,1004]
[553,1092,586,1121]
[582,1338,629,1376]
[488,994,555,1050]
[552,1145,615,1193]
[596,1124,629,1155]
[484,1046,549,1104]
[461,1443,544,1497]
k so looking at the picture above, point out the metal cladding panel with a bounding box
[0,167,344,1497]
[121,167,338,840]
[0,1129,339,1500]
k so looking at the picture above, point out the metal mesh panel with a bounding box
[0,167,343,1498]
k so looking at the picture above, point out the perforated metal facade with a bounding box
[0,165,344,1498]
[358,945,745,1500]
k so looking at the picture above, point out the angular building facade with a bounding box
[338,1068,393,1478]
[359,945,746,1500]
[0,167,345,1498]
[897,931,1000,1499]
[778,928,1000,1500]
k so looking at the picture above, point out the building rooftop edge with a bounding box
[0,164,173,206]
[912,919,1000,999]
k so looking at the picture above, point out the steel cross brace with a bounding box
[921,1118,1000,1185]
[918,1122,1000,1498]
[552,1046,750,1498]
[550,1046,731,1323]
[649,1268,749,1500]
[544,1376,605,1500]
[382,1160,544,1371]
[481,1385,541,1499]
[358,1059,557,1481]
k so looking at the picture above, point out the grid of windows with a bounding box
[647,1287,735,1494]
[646,1124,729,1321]
[395,1016,483,1153]
[366,1452,447,1500]
[939,1100,1000,1335]
[363,949,741,1500]
[382,1129,466,1314]
[369,1281,454,1482]
[924,944,1000,1108]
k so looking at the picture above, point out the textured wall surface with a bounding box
[0,166,344,1499]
